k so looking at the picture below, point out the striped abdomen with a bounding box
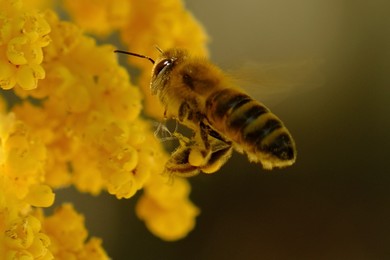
[205,88,296,169]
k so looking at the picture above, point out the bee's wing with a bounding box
[226,59,324,106]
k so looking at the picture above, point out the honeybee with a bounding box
[115,48,296,177]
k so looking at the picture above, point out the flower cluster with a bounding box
[34,204,108,259]
[1,0,208,257]
[0,0,50,90]
[137,175,200,241]
[63,0,209,118]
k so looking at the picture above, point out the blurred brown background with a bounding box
[55,0,390,259]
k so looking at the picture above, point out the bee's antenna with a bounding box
[114,50,155,64]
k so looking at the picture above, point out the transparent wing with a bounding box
[225,59,324,106]
[152,119,178,142]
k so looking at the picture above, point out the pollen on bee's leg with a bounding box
[163,143,201,178]
[188,147,209,167]
[201,162,223,174]
[200,145,233,174]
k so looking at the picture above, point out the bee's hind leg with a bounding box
[200,136,233,174]
[164,143,202,178]
[190,122,233,174]
[164,122,233,177]
[164,129,208,177]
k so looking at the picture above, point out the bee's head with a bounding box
[150,48,188,95]
[114,48,188,95]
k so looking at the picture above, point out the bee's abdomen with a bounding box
[206,88,296,169]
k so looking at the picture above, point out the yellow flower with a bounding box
[0,0,51,90]
[121,0,209,118]
[63,0,131,36]
[63,0,209,118]
[13,10,151,198]
[38,204,109,259]
[137,176,200,241]
[0,113,49,203]
[1,212,53,259]
[1,0,209,256]
[0,111,54,259]
[24,184,55,207]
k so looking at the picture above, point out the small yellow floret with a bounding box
[24,184,55,207]
[63,0,131,36]
[0,2,51,90]
[136,194,199,241]
[41,204,108,259]
[136,176,199,240]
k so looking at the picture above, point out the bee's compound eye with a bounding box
[154,59,173,76]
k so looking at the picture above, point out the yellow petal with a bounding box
[16,65,37,90]
[25,184,55,207]
[7,36,28,65]
[0,60,16,89]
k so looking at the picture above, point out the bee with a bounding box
[115,48,296,177]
